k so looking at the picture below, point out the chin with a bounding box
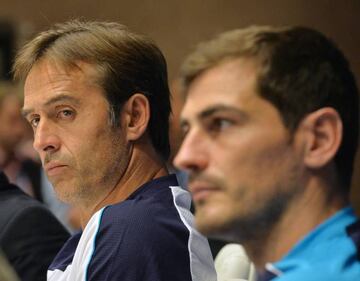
[53,182,77,204]
[196,219,238,242]
[195,207,235,240]
[53,188,71,203]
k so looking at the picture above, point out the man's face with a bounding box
[23,60,130,206]
[0,94,27,153]
[174,59,305,242]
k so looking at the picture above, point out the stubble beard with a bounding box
[196,164,304,246]
[231,185,302,244]
[74,137,129,208]
[49,129,130,208]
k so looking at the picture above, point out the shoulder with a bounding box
[58,184,215,281]
[99,185,193,239]
[1,201,69,248]
[274,239,360,281]
[274,266,360,281]
[0,192,69,280]
[0,187,69,253]
[0,183,41,214]
[84,202,214,281]
[0,188,67,239]
[84,185,190,262]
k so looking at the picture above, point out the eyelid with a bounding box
[55,104,75,112]
[55,104,74,110]
[55,105,76,121]
[56,108,75,118]
[180,119,190,133]
[217,118,235,126]
[28,115,40,128]
[202,115,237,134]
[205,113,234,124]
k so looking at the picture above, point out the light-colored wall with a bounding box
[0,0,359,210]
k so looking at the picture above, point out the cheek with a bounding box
[212,141,296,204]
[69,123,113,152]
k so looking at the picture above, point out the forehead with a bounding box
[182,58,261,116]
[23,59,104,109]
[24,59,99,93]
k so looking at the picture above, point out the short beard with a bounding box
[207,169,303,245]
[230,186,301,244]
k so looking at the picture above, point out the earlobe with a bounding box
[303,107,342,169]
[122,93,150,141]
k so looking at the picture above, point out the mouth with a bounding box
[189,181,220,204]
[44,162,68,176]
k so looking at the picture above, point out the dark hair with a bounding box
[13,20,171,160]
[181,26,359,190]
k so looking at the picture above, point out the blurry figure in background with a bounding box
[0,170,69,281]
[0,82,77,232]
[0,82,43,200]
[175,26,360,280]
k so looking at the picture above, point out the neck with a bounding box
[79,141,168,228]
[244,175,347,269]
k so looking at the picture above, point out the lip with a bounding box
[44,162,68,176]
[189,181,219,203]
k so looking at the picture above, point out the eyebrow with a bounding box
[21,94,81,118]
[180,104,248,128]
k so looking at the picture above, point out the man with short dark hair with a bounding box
[174,26,360,280]
[14,20,215,281]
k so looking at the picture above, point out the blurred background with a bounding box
[0,0,359,213]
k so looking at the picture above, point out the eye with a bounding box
[180,123,190,138]
[57,109,75,119]
[208,117,234,132]
[29,116,40,128]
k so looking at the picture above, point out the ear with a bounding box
[122,93,150,141]
[301,107,342,169]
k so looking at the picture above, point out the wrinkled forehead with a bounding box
[22,58,109,117]
[32,56,101,79]
[24,59,102,93]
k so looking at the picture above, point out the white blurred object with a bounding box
[215,244,256,281]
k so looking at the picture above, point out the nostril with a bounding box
[44,145,56,152]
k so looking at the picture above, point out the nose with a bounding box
[33,119,61,155]
[173,129,208,173]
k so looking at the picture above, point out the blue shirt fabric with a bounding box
[48,175,216,281]
[258,207,360,281]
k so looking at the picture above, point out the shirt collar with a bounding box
[263,207,357,278]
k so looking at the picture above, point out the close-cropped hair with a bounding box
[181,25,359,191]
[13,20,171,160]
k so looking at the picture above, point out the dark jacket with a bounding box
[0,172,69,281]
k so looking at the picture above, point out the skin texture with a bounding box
[174,58,345,267]
[23,60,129,207]
[23,59,168,226]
